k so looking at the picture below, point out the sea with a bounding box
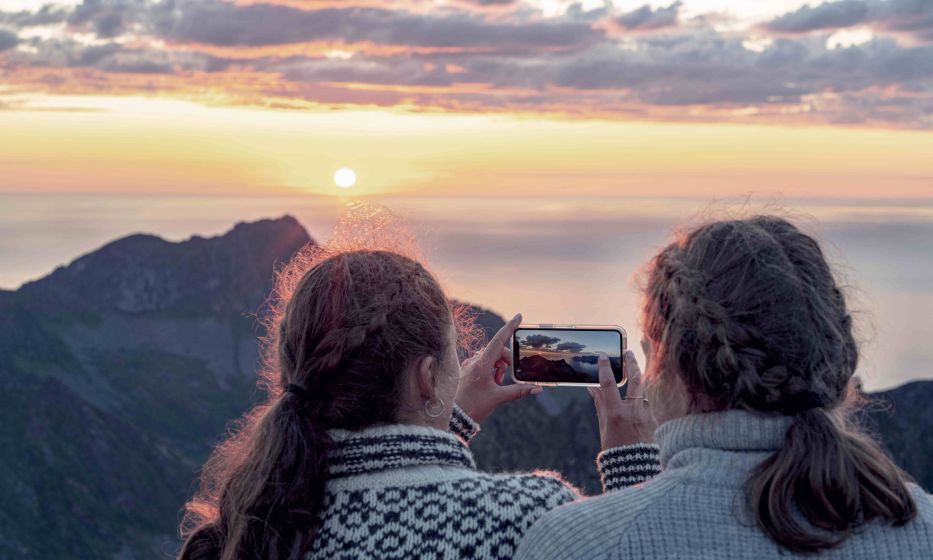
[1,192,931,391]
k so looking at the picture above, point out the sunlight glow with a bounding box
[2,95,932,198]
[334,167,357,188]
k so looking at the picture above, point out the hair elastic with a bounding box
[285,383,308,398]
[796,391,830,412]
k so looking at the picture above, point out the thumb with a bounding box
[498,383,543,404]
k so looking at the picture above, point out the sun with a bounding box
[334,167,357,188]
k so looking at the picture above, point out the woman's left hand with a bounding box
[454,313,542,424]
[588,350,658,450]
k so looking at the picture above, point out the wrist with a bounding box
[453,395,488,424]
[602,423,656,450]
[449,404,481,441]
[597,443,661,491]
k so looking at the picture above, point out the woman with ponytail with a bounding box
[518,216,932,559]
[178,244,653,560]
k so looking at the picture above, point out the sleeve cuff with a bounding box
[449,404,481,442]
[597,443,661,493]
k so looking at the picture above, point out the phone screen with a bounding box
[512,327,625,385]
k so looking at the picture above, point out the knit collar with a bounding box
[656,409,794,468]
[325,423,476,479]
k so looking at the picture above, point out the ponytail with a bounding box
[747,406,916,553]
[177,524,221,560]
[180,393,332,560]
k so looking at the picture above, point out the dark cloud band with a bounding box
[0,0,931,128]
[763,0,933,44]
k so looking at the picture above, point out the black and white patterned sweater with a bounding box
[307,406,661,560]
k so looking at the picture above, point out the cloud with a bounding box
[149,0,601,49]
[458,0,517,5]
[0,4,70,27]
[0,0,931,127]
[764,0,933,43]
[556,342,586,353]
[522,334,561,348]
[572,355,600,364]
[0,28,18,51]
[68,0,140,39]
[8,37,223,75]
[307,29,926,109]
[615,1,682,32]
[765,1,870,34]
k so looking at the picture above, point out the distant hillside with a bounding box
[0,217,311,559]
[863,381,933,489]
[0,216,928,559]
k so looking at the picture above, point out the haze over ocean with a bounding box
[2,192,930,392]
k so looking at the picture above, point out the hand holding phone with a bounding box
[588,350,658,449]
[454,313,543,423]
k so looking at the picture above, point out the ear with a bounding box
[413,355,437,400]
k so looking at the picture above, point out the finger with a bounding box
[485,313,522,358]
[626,369,644,400]
[641,338,653,372]
[598,353,624,407]
[624,349,642,378]
[587,385,604,409]
[587,386,604,423]
[498,344,512,367]
[494,359,507,385]
[624,350,645,399]
[499,382,542,403]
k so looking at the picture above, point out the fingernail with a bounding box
[513,313,522,322]
[531,386,543,395]
[599,352,609,362]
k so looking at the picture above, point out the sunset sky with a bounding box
[1,1,931,391]
[1,0,932,197]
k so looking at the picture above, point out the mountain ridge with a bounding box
[0,216,311,558]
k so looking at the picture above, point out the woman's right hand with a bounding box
[588,349,658,450]
[455,313,542,424]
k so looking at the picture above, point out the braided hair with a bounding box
[179,248,462,560]
[643,215,915,553]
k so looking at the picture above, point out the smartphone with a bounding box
[512,324,627,387]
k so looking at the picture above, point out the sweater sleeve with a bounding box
[596,443,661,493]
[448,404,481,442]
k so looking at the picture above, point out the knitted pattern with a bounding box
[596,443,660,492]
[449,404,481,441]
[325,433,475,478]
[516,410,933,560]
[305,407,658,560]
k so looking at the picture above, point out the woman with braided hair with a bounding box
[518,215,932,559]
[177,245,654,560]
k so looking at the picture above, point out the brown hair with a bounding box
[643,215,916,553]
[178,245,470,560]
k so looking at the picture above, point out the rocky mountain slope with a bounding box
[0,217,310,559]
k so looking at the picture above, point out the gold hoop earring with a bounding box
[424,397,445,418]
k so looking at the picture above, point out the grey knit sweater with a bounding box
[516,410,933,559]
[305,406,660,560]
